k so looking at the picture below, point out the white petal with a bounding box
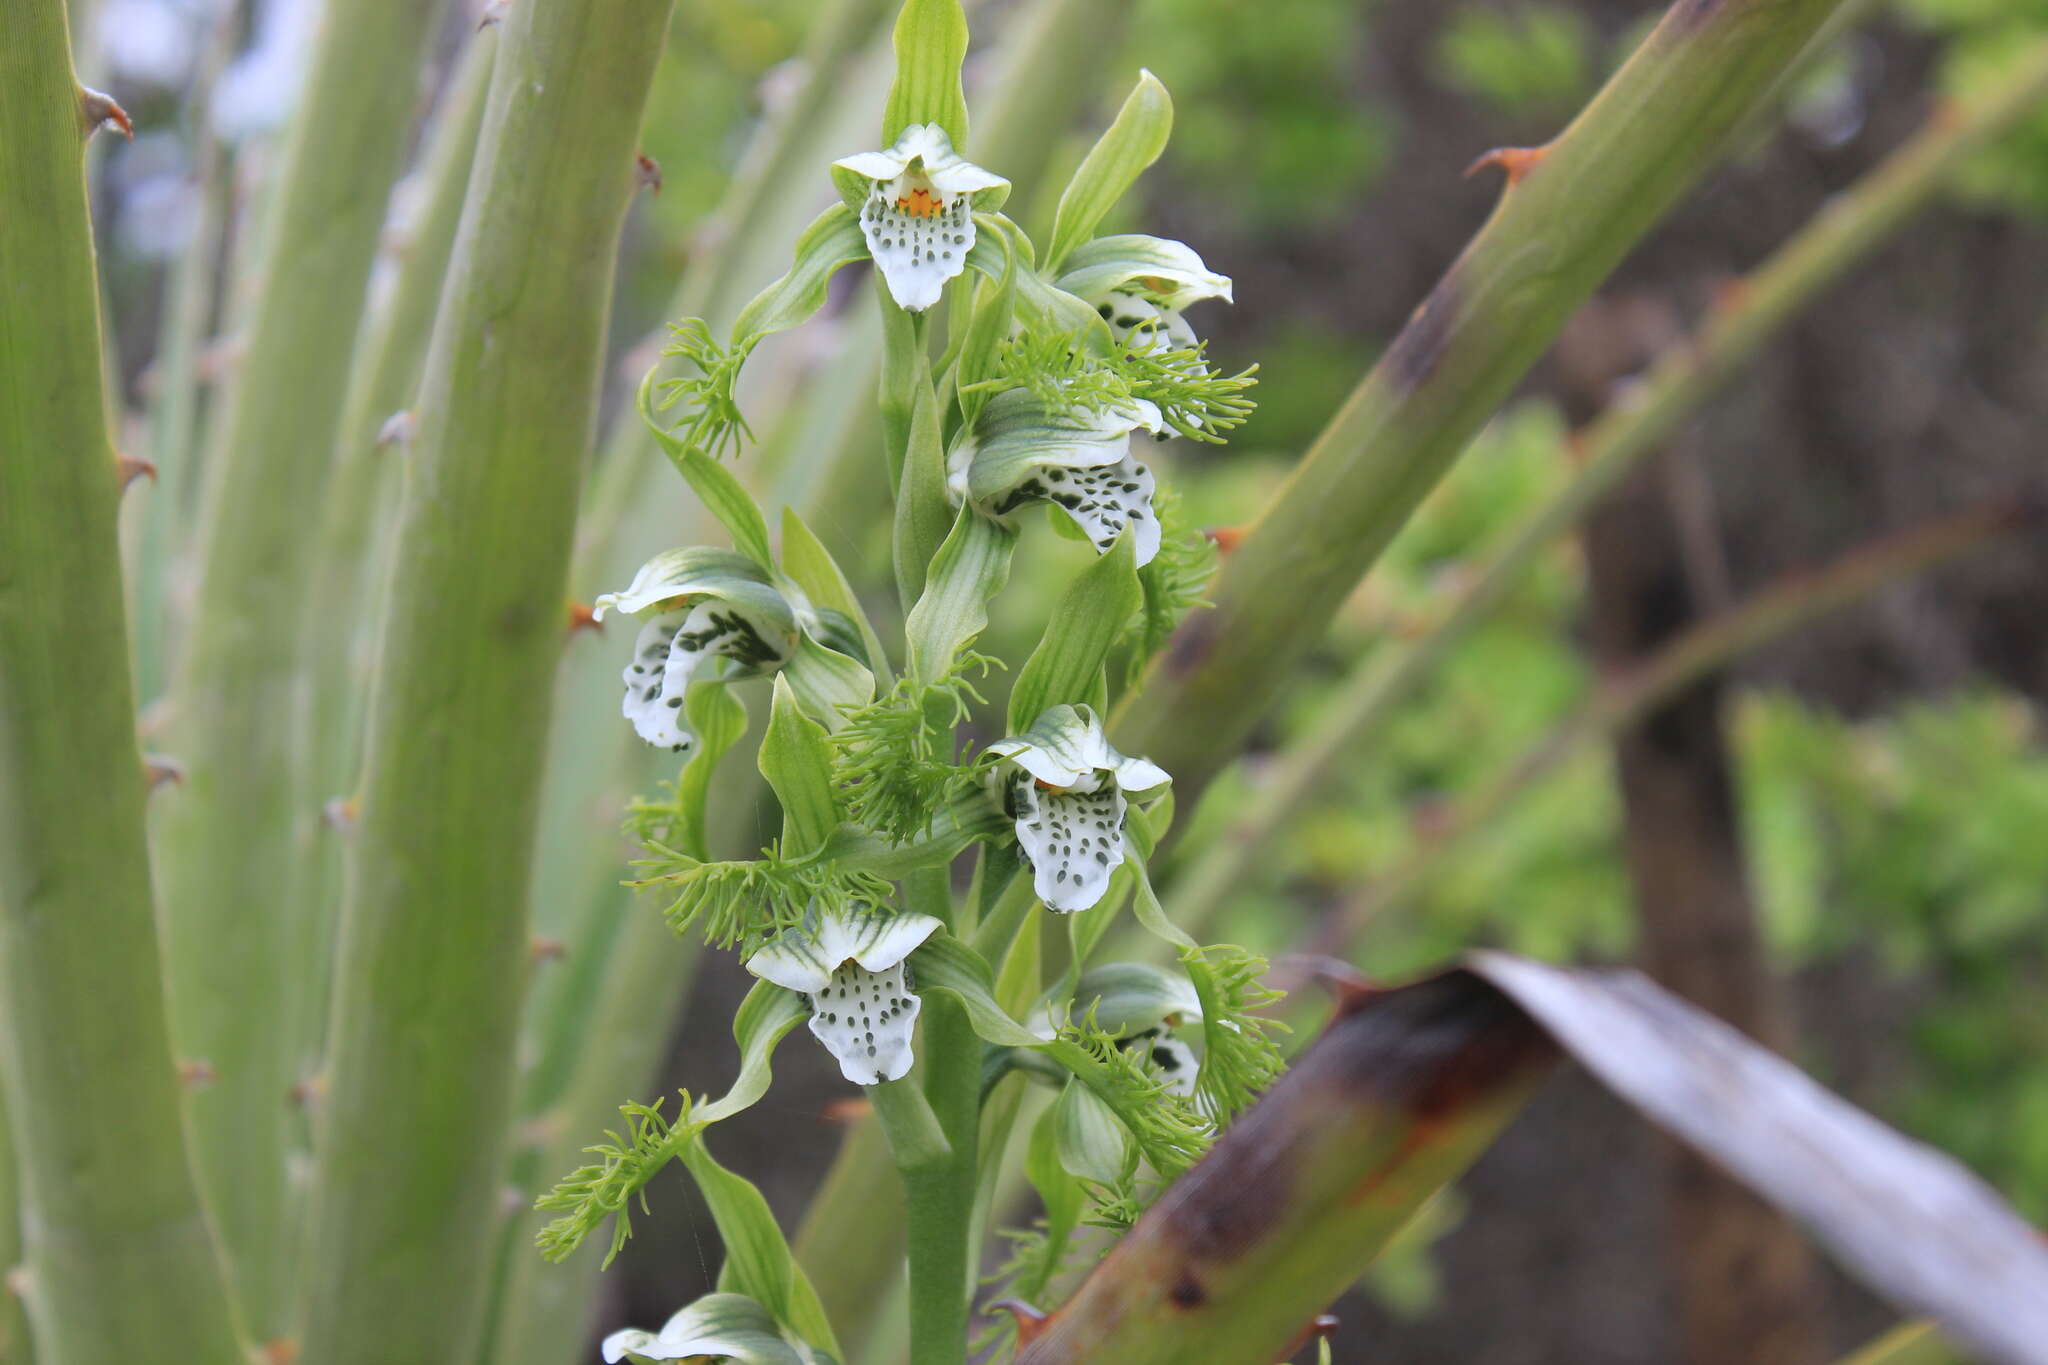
[809,961,921,1086]
[1124,1028,1199,1097]
[601,1328,658,1363]
[1057,234,1234,312]
[1012,773,1128,913]
[858,183,973,312]
[1111,749,1170,794]
[833,146,910,181]
[744,931,837,995]
[620,611,698,753]
[986,704,1103,788]
[593,546,770,620]
[1095,290,1200,351]
[1038,454,1162,566]
[619,599,790,752]
[814,907,943,973]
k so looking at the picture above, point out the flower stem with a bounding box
[0,5,245,1359]
[293,0,676,1359]
[1166,36,2048,937]
[881,997,981,1365]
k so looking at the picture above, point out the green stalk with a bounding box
[1015,973,1555,1364]
[0,9,245,1362]
[1834,1323,1965,1365]
[0,1095,24,1364]
[1324,499,2030,951]
[1166,38,2048,936]
[792,1110,909,1361]
[882,998,981,1365]
[295,1,676,1360]
[132,0,238,705]
[294,24,498,1063]
[151,0,450,1336]
[1111,0,1853,808]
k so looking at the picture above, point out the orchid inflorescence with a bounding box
[538,19,1284,1362]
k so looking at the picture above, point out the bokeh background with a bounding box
[82,0,2048,1359]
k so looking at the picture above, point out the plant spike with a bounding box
[295,0,677,1360]
[1110,0,1857,810]
[150,0,452,1335]
[1167,36,2048,937]
[0,5,246,1360]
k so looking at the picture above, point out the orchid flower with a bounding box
[834,123,1007,313]
[1029,962,1202,1096]
[946,388,1166,565]
[1055,234,1234,352]
[746,906,943,1086]
[593,549,799,753]
[986,704,1168,913]
[601,1292,837,1365]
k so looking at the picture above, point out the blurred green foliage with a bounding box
[1892,0,2048,213]
[1132,0,1391,230]
[1432,4,1597,119]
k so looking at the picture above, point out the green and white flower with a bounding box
[987,704,1168,913]
[1031,962,1202,1096]
[1056,234,1233,352]
[947,388,1166,564]
[593,549,798,754]
[602,1292,837,1364]
[746,907,943,1086]
[834,123,1007,313]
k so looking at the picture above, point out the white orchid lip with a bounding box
[986,705,1169,913]
[947,389,1167,565]
[599,548,798,753]
[1055,233,1234,314]
[601,1291,834,1364]
[746,908,943,1087]
[835,123,1008,313]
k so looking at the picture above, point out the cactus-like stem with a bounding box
[1111,0,1855,807]
[292,25,498,1088]
[1166,38,2048,937]
[1324,499,2032,950]
[151,0,451,1335]
[0,7,246,1362]
[293,0,676,1359]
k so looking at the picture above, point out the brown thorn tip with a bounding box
[3,1266,29,1299]
[1463,144,1547,188]
[180,1058,217,1091]
[1205,525,1246,554]
[323,796,359,832]
[79,86,134,140]
[822,1097,872,1124]
[259,1339,301,1365]
[990,1300,1050,1344]
[145,755,186,790]
[476,0,510,29]
[636,154,663,195]
[530,936,567,965]
[118,454,158,490]
[568,601,603,634]
[1708,274,1751,317]
[290,1074,328,1108]
[1276,1315,1341,1361]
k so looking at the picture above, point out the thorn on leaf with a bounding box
[1708,274,1751,317]
[323,797,359,833]
[78,86,134,140]
[1277,1315,1341,1361]
[635,153,663,196]
[3,1266,30,1301]
[822,1097,872,1125]
[145,755,186,791]
[476,0,510,29]
[290,1074,328,1109]
[1204,525,1245,554]
[529,935,566,966]
[568,602,603,635]
[179,1058,218,1091]
[1463,144,1549,188]
[990,1299,1049,1344]
[118,454,157,491]
[259,1339,301,1365]
[376,409,415,449]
